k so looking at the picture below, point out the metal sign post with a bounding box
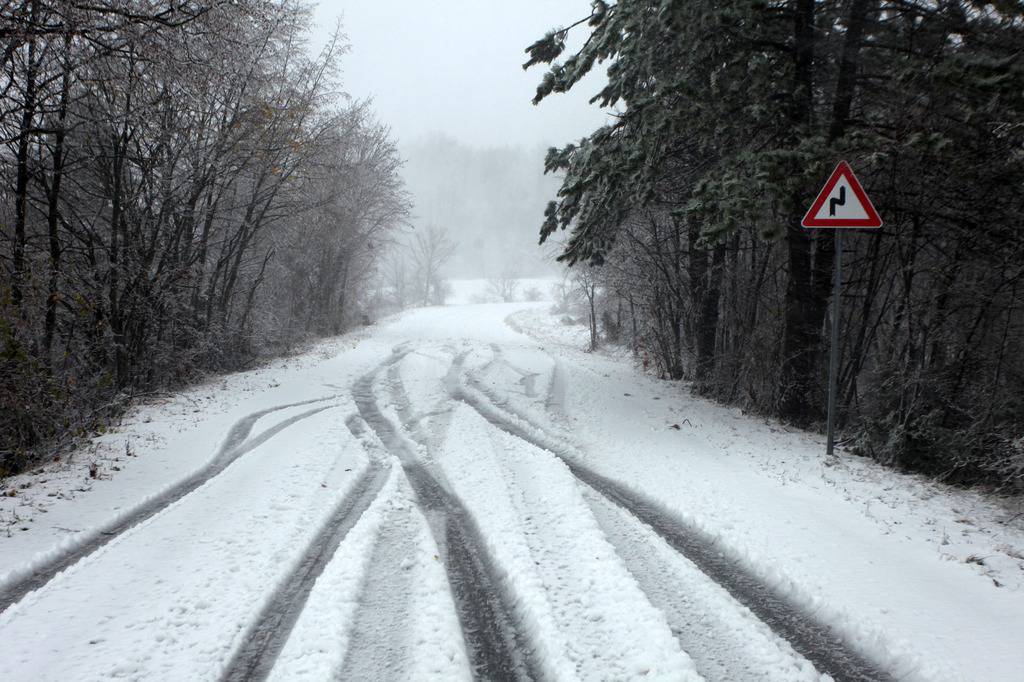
[826,232,842,456]
[801,161,882,456]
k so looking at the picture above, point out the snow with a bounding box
[1,300,1022,681]
[0,331,386,593]
[0,407,369,681]
[581,487,820,681]
[437,403,701,680]
[445,277,557,305]
[504,306,1024,681]
[268,466,470,681]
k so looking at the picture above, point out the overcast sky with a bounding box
[310,0,611,149]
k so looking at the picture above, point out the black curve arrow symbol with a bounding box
[829,185,846,217]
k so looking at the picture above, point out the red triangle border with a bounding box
[801,160,883,228]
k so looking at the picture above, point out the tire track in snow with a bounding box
[458,357,893,682]
[582,487,820,681]
[220,414,391,682]
[0,396,338,614]
[487,343,540,398]
[353,348,538,681]
[336,484,434,681]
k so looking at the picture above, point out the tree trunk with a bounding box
[11,0,39,316]
[779,0,821,425]
[695,244,725,387]
[43,32,73,365]
[828,0,874,144]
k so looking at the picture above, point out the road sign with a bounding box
[800,160,882,458]
[801,161,882,228]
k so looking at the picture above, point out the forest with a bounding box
[2,4,1023,680]
[3,0,1023,493]
[528,0,1024,490]
[0,0,409,475]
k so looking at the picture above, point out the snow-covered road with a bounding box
[2,300,1023,681]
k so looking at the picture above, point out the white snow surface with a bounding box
[268,466,470,681]
[505,306,1024,681]
[445,277,557,305]
[0,301,1022,681]
[0,407,368,680]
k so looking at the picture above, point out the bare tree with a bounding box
[572,267,601,352]
[0,2,409,475]
[487,266,520,302]
[384,252,411,311]
[523,287,544,302]
[409,225,456,306]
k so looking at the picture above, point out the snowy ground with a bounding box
[446,277,558,305]
[1,299,1022,681]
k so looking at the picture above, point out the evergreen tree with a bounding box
[527,0,1024,487]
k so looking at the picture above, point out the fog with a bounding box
[401,136,561,277]
[311,0,610,278]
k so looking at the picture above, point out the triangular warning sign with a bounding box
[802,161,882,228]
